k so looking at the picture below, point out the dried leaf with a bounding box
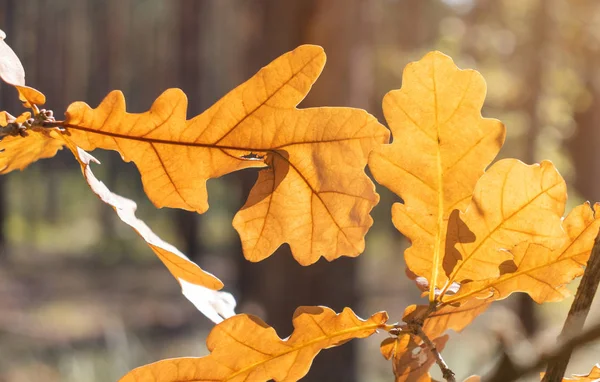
[446,203,600,305]
[445,159,566,286]
[120,306,388,382]
[380,334,449,382]
[64,45,388,264]
[557,364,600,381]
[16,85,46,107]
[64,139,233,323]
[0,127,64,174]
[368,50,505,295]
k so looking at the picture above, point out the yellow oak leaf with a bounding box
[15,85,46,107]
[444,159,567,288]
[0,127,64,174]
[380,334,449,382]
[445,202,600,305]
[557,364,600,381]
[63,138,233,323]
[0,110,28,126]
[64,44,388,264]
[119,306,388,382]
[368,51,505,297]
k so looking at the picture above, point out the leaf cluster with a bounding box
[1,30,598,381]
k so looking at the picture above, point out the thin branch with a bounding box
[485,227,600,382]
[484,318,600,382]
[543,227,600,382]
[413,325,456,382]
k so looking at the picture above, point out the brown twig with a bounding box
[413,325,456,382]
[485,227,600,382]
[484,318,600,381]
[543,227,600,382]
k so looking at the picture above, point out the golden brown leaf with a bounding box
[557,364,600,381]
[380,334,449,382]
[64,44,388,264]
[64,140,233,323]
[368,51,505,296]
[0,127,64,174]
[446,202,600,305]
[120,306,388,382]
[444,159,566,287]
[15,85,46,107]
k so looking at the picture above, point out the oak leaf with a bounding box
[558,364,600,381]
[402,201,598,340]
[0,111,64,174]
[368,50,505,296]
[446,202,600,305]
[380,334,449,382]
[444,159,567,287]
[119,306,388,382]
[64,138,233,323]
[63,44,389,265]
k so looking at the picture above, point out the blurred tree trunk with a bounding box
[36,0,67,224]
[570,62,600,201]
[236,1,371,380]
[515,0,548,338]
[173,0,207,260]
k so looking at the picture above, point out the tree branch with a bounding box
[413,325,456,382]
[543,227,600,382]
[485,227,600,382]
[484,318,600,382]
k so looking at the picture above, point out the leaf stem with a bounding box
[542,227,600,382]
[41,120,65,128]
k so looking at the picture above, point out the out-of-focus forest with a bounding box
[0,0,599,381]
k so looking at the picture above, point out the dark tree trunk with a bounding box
[173,0,207,261]
[516,0,548,338]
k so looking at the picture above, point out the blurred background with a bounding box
[0,0,599,381]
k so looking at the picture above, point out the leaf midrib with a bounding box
[61,123,380,153]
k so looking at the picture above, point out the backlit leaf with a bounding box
[0,126,64,174]
[446,202,600,305]
[63,44,388,264]
[444,159,567,287]
[368,51,505,296]
[557,364,600,381]
[120,306,388,382]
[64,139,233,323]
